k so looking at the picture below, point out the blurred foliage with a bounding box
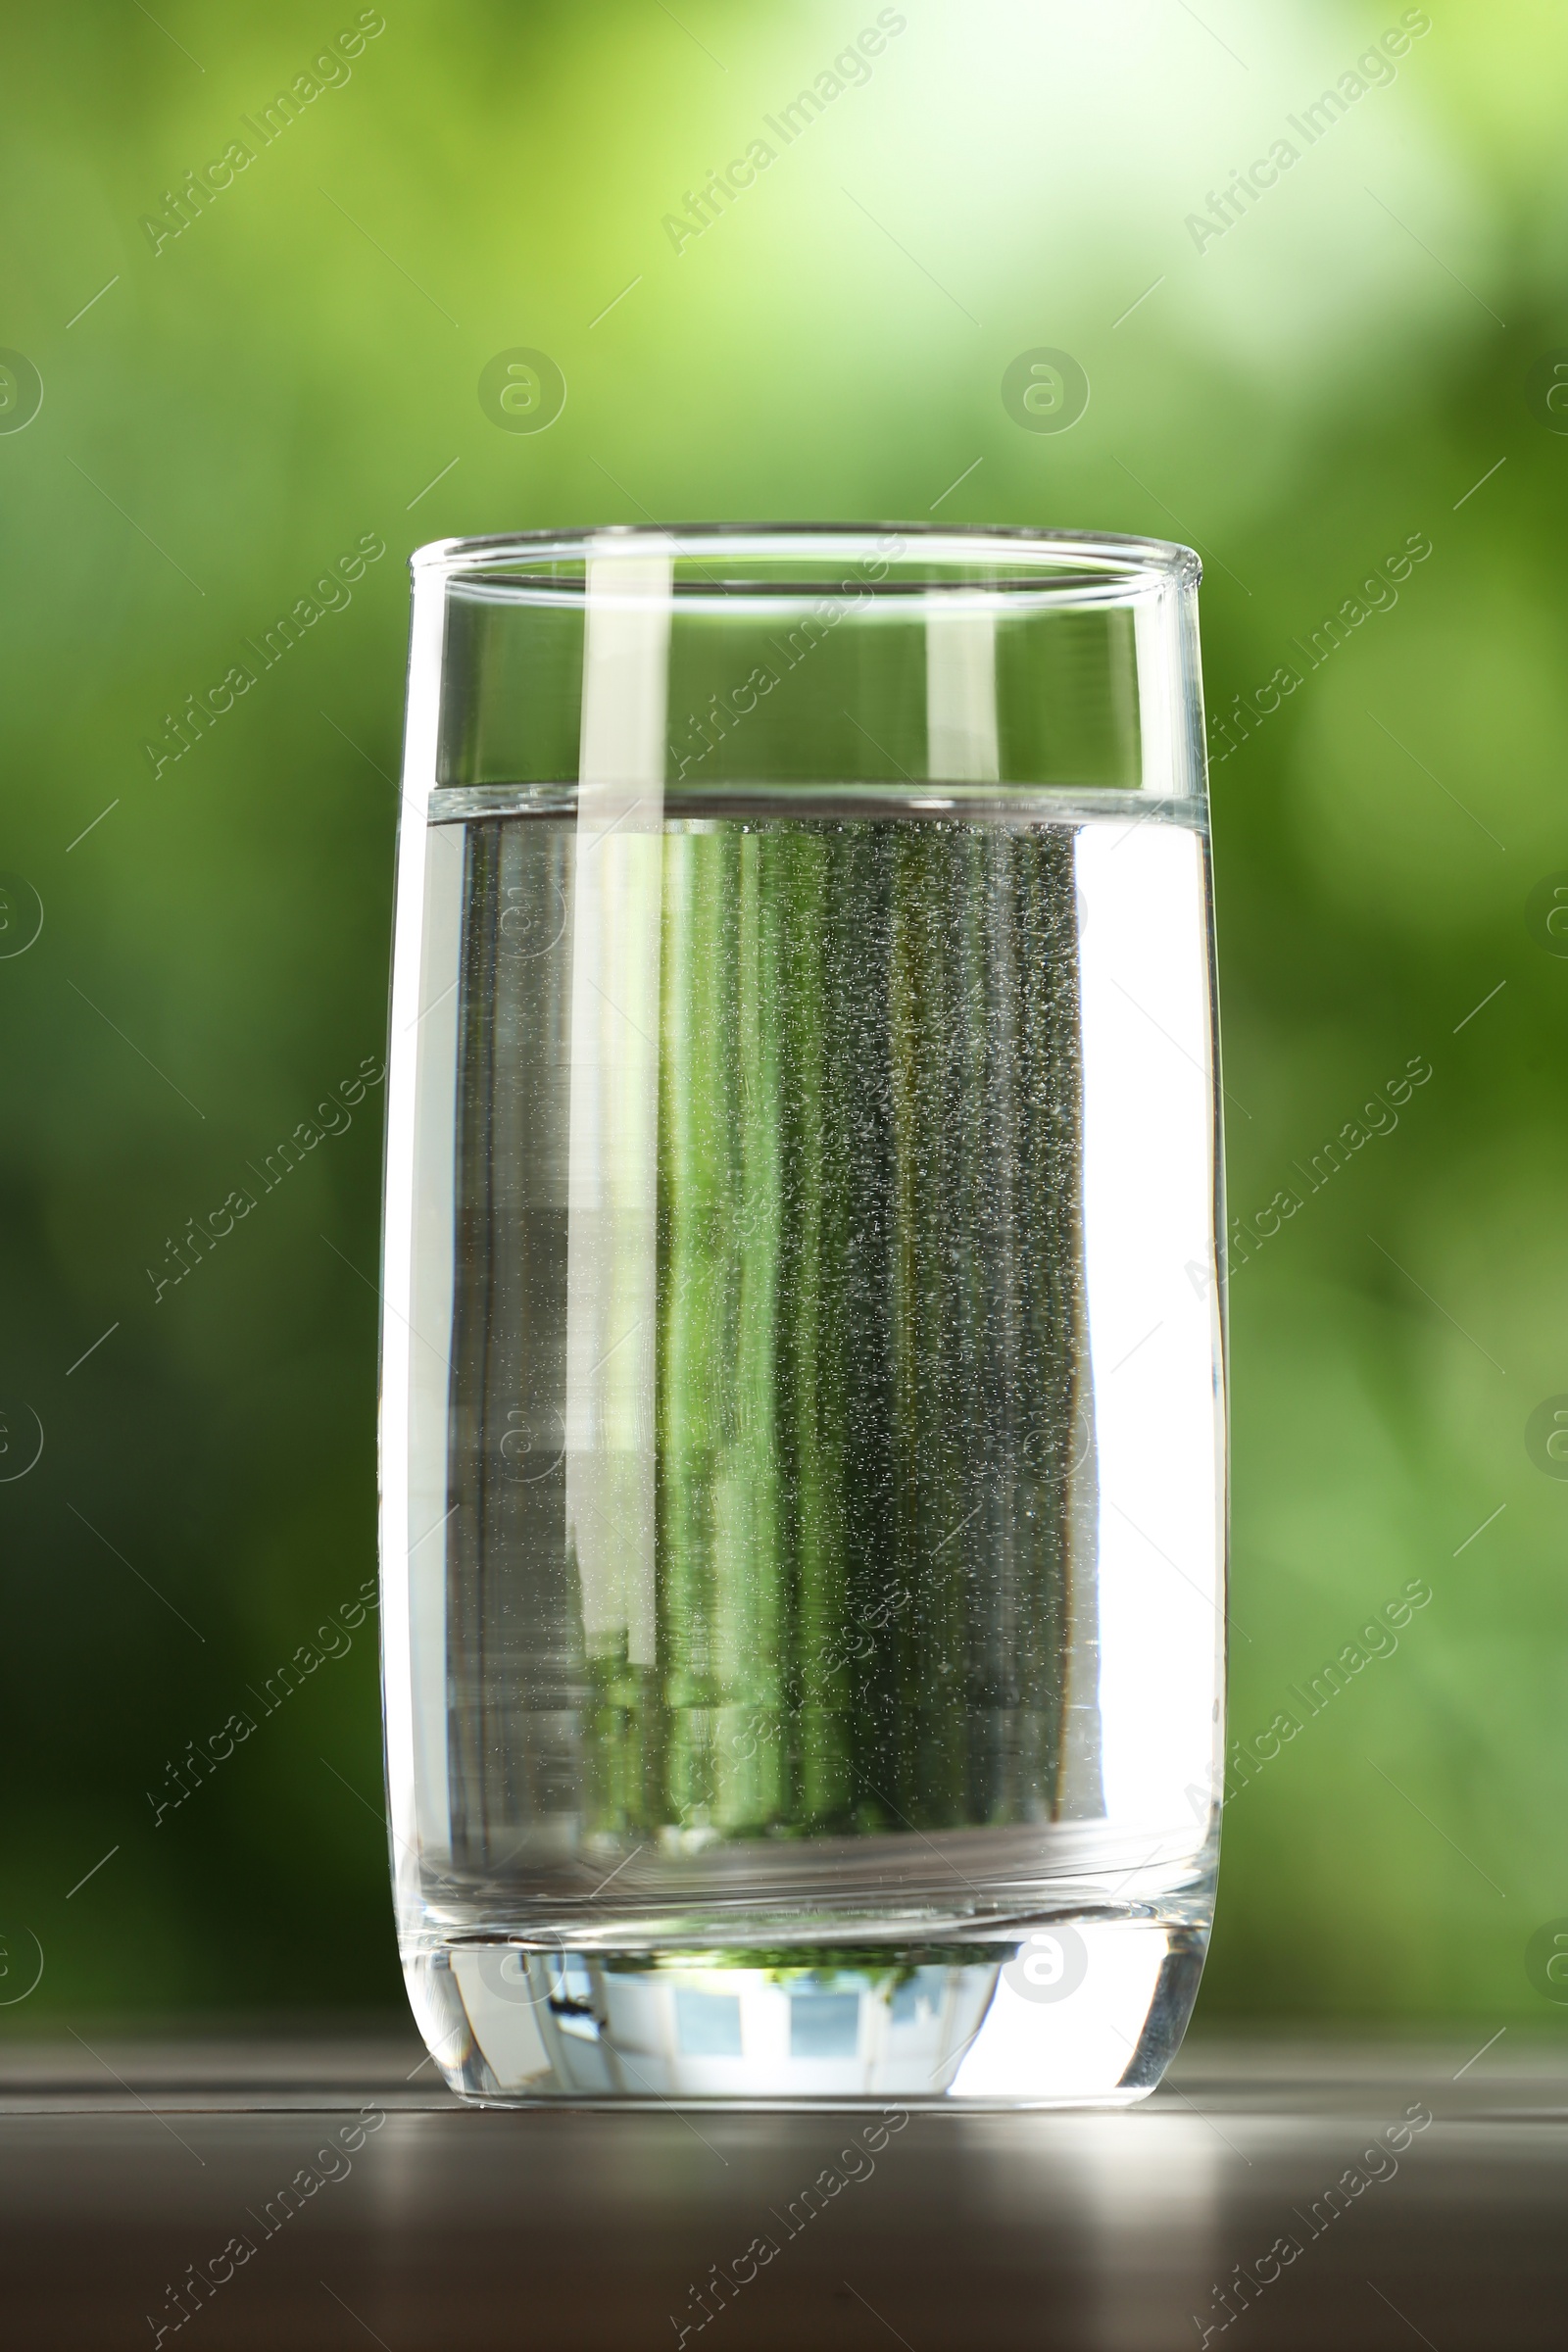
[0,0,1564,2025]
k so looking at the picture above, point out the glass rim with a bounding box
[409,519,1201,594]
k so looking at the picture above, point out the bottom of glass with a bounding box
[404,1913,1207,2107]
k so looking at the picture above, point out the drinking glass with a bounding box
[380,523,1224,2106]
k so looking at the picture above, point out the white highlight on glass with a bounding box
[564,542,674,1668]
[1076,818,1221,1837]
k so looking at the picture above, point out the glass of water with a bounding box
[380,524,1224,2106]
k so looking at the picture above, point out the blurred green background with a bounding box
[1,0,1563,2029]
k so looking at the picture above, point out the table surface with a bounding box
[2,2024,1562,2348]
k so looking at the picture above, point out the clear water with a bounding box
[383,785,1224,2101]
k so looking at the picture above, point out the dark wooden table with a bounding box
[1,2025,1561,2347]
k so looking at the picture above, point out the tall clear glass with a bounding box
[380,524,1224,2106]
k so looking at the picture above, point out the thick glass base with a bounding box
[404,1913,1207,2107]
